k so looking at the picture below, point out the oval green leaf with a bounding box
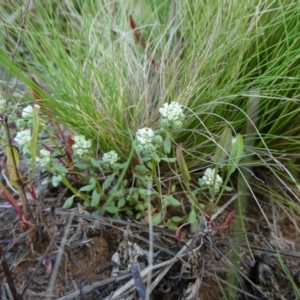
[188,209,197,222]
[63,195,75,209]
[53,162,68,174]
[164,134,171,154]
[102,173,116,190]
[105,205,119,214]
[52,175,62,187]
[118,198,126,208]
[91,189,101,207]
[152,212,162,225]
[165,195,181,207]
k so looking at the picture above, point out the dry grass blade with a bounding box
[45,213,74,300]
[107,238,194,299]
[131,264,146,300]
[57,273,133,300]
[0,244,21,300]
[20,228,58,297]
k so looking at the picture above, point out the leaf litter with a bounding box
[1,180,300,300]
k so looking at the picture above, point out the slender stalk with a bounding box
[0,244,22,300]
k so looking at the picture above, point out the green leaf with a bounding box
[176,143,191,183]
[166,220,177,230]
[164,134,171,154]
[132,192,139,201]
[89,177,97,185]
[125,210,133,216]
[135,165,150,173]
[118,198,126,208]
[188,209,197,222]
[171,185,176,193]
[192,188,200,195]
[117,162,127,169]
[160,157,177,163]
[91,158,100,168]
[91,189,101,207]
[135,203,144,211]
[171,216,184,223]
[146,162,153,170]
[102,173,116,190]
[187,195,195,205]
[75,162,91,170]
[136,212,142,219]
[227,134,244,175]
[52,162,68,174]
[109,188,123,198]
[152,212,162,225]
[138,189,157,195]
[28,106,39,175]
[105,205,119,214]
[165,195,181,207]
[212,126,232,165]
[151,152,161,163]
[52,175,62,187]
[63,195,75,209]
[224,186,233,192]
[112,213,120,219]
[79,177,96,192]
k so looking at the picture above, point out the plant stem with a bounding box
[151,158,162,211]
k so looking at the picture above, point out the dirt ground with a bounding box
[1,193,300,300]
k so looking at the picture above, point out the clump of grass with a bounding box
[1,0,300,297]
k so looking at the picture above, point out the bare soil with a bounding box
[1,194,300,300]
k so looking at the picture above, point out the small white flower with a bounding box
[159,101,184,122]
[136,128,162,157]
[14,129,32,146]
[36,149,51,167]
[102,150,119,168]
[75,148,84,157]
[199,168,223,194]
[136,128,155,145]
[22,105,33,119]
[72,135,92,158]
[40,149,51,157]
[231,137,237,147]
[72,135,92,148]
[22,105,40,119]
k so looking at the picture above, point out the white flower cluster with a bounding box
[136,128,155,145]
[136,128,162,156]
[13,129,32,157]
[231,137,237,147]
[36,149,51,167]
[159,101,185,130]
[22,105,40,119]
[14,129,32,147]
[101,150,119,169]
[198,168,223,194]
[72,135,92,158]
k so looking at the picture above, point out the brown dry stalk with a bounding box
[0,244,22,300]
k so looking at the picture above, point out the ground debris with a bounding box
[0,200,300,299]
